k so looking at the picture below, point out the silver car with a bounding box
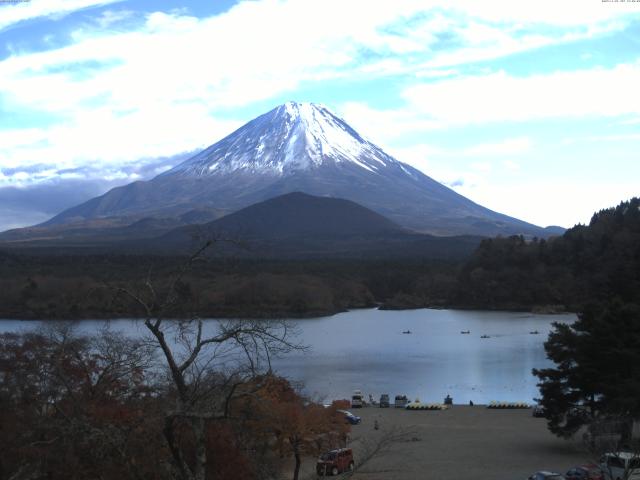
[528,471,565,480]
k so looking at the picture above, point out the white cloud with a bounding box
[619,117,640,125]
[387,138,530,172]
[402,61,640,127]
[442,0,637,26]
[470,161,492,172]
[3,1,634,119]
[385,143,492,191]
[346,68,633,142]
[94,9,135,28]
[561,133,640,145]
[339,102,440,145]
[416,69,459,79]
[502,160,520,171]
[386,143,444,172]
[452,180,640,228]
[0,107,240,174]
[0,0,123,32]
[378,145,635,228]
[464,137,532,156]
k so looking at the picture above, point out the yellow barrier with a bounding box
[405,403,449,411]
[487,402,530,409]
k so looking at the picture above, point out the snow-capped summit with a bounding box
[167,101,403,177]
[42,102,551,237]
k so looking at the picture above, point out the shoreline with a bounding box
[0,304,576,322]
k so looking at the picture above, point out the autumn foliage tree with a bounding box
[235,376,350,480]
[0,325,163,480]
[0,326,321,480]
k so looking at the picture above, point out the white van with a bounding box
[351,390,363,408]
[600,452,640,480]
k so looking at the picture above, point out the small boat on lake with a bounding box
[480,334,491,339]
[529,330,539,335]
[460,330,470,334]
[402,330,412,334]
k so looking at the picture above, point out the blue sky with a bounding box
[0,0,639,231]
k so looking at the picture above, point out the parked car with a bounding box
[532,405,546,417]
[565,464,604,480]
[528,471,565,480]
[337,409,361,425]
[379,394,390,408]
[316,448,354,476]
[394,395,408,408]
[599,452,640,480]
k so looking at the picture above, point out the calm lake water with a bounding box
[0,308,575,404]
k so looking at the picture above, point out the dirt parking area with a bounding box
[294,405,593,480]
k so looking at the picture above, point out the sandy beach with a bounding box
[294,405,591,480]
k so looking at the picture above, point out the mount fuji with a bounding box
[39,102,553,237]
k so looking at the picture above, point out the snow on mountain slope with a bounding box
[166,101,407,177]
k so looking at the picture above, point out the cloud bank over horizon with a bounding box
[0,0,638,230]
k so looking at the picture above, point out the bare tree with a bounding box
[300,423,417,480]
[114,241,303,480]
[348,425,418,478]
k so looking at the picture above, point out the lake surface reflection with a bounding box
[0,308,575,404]
[271,308,575,404]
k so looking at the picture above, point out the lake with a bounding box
[0,308,575,404]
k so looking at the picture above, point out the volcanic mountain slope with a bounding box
[40,101,552,237]
[153,192,482,259]
[0,209,221,245]
[0,192,482,259]
[159,191,401,243]
[198,192,401,237]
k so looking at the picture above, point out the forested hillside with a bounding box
[452,198,640,311]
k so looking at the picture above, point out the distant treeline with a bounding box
[0,252,459,319]
[2,198,638,319]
